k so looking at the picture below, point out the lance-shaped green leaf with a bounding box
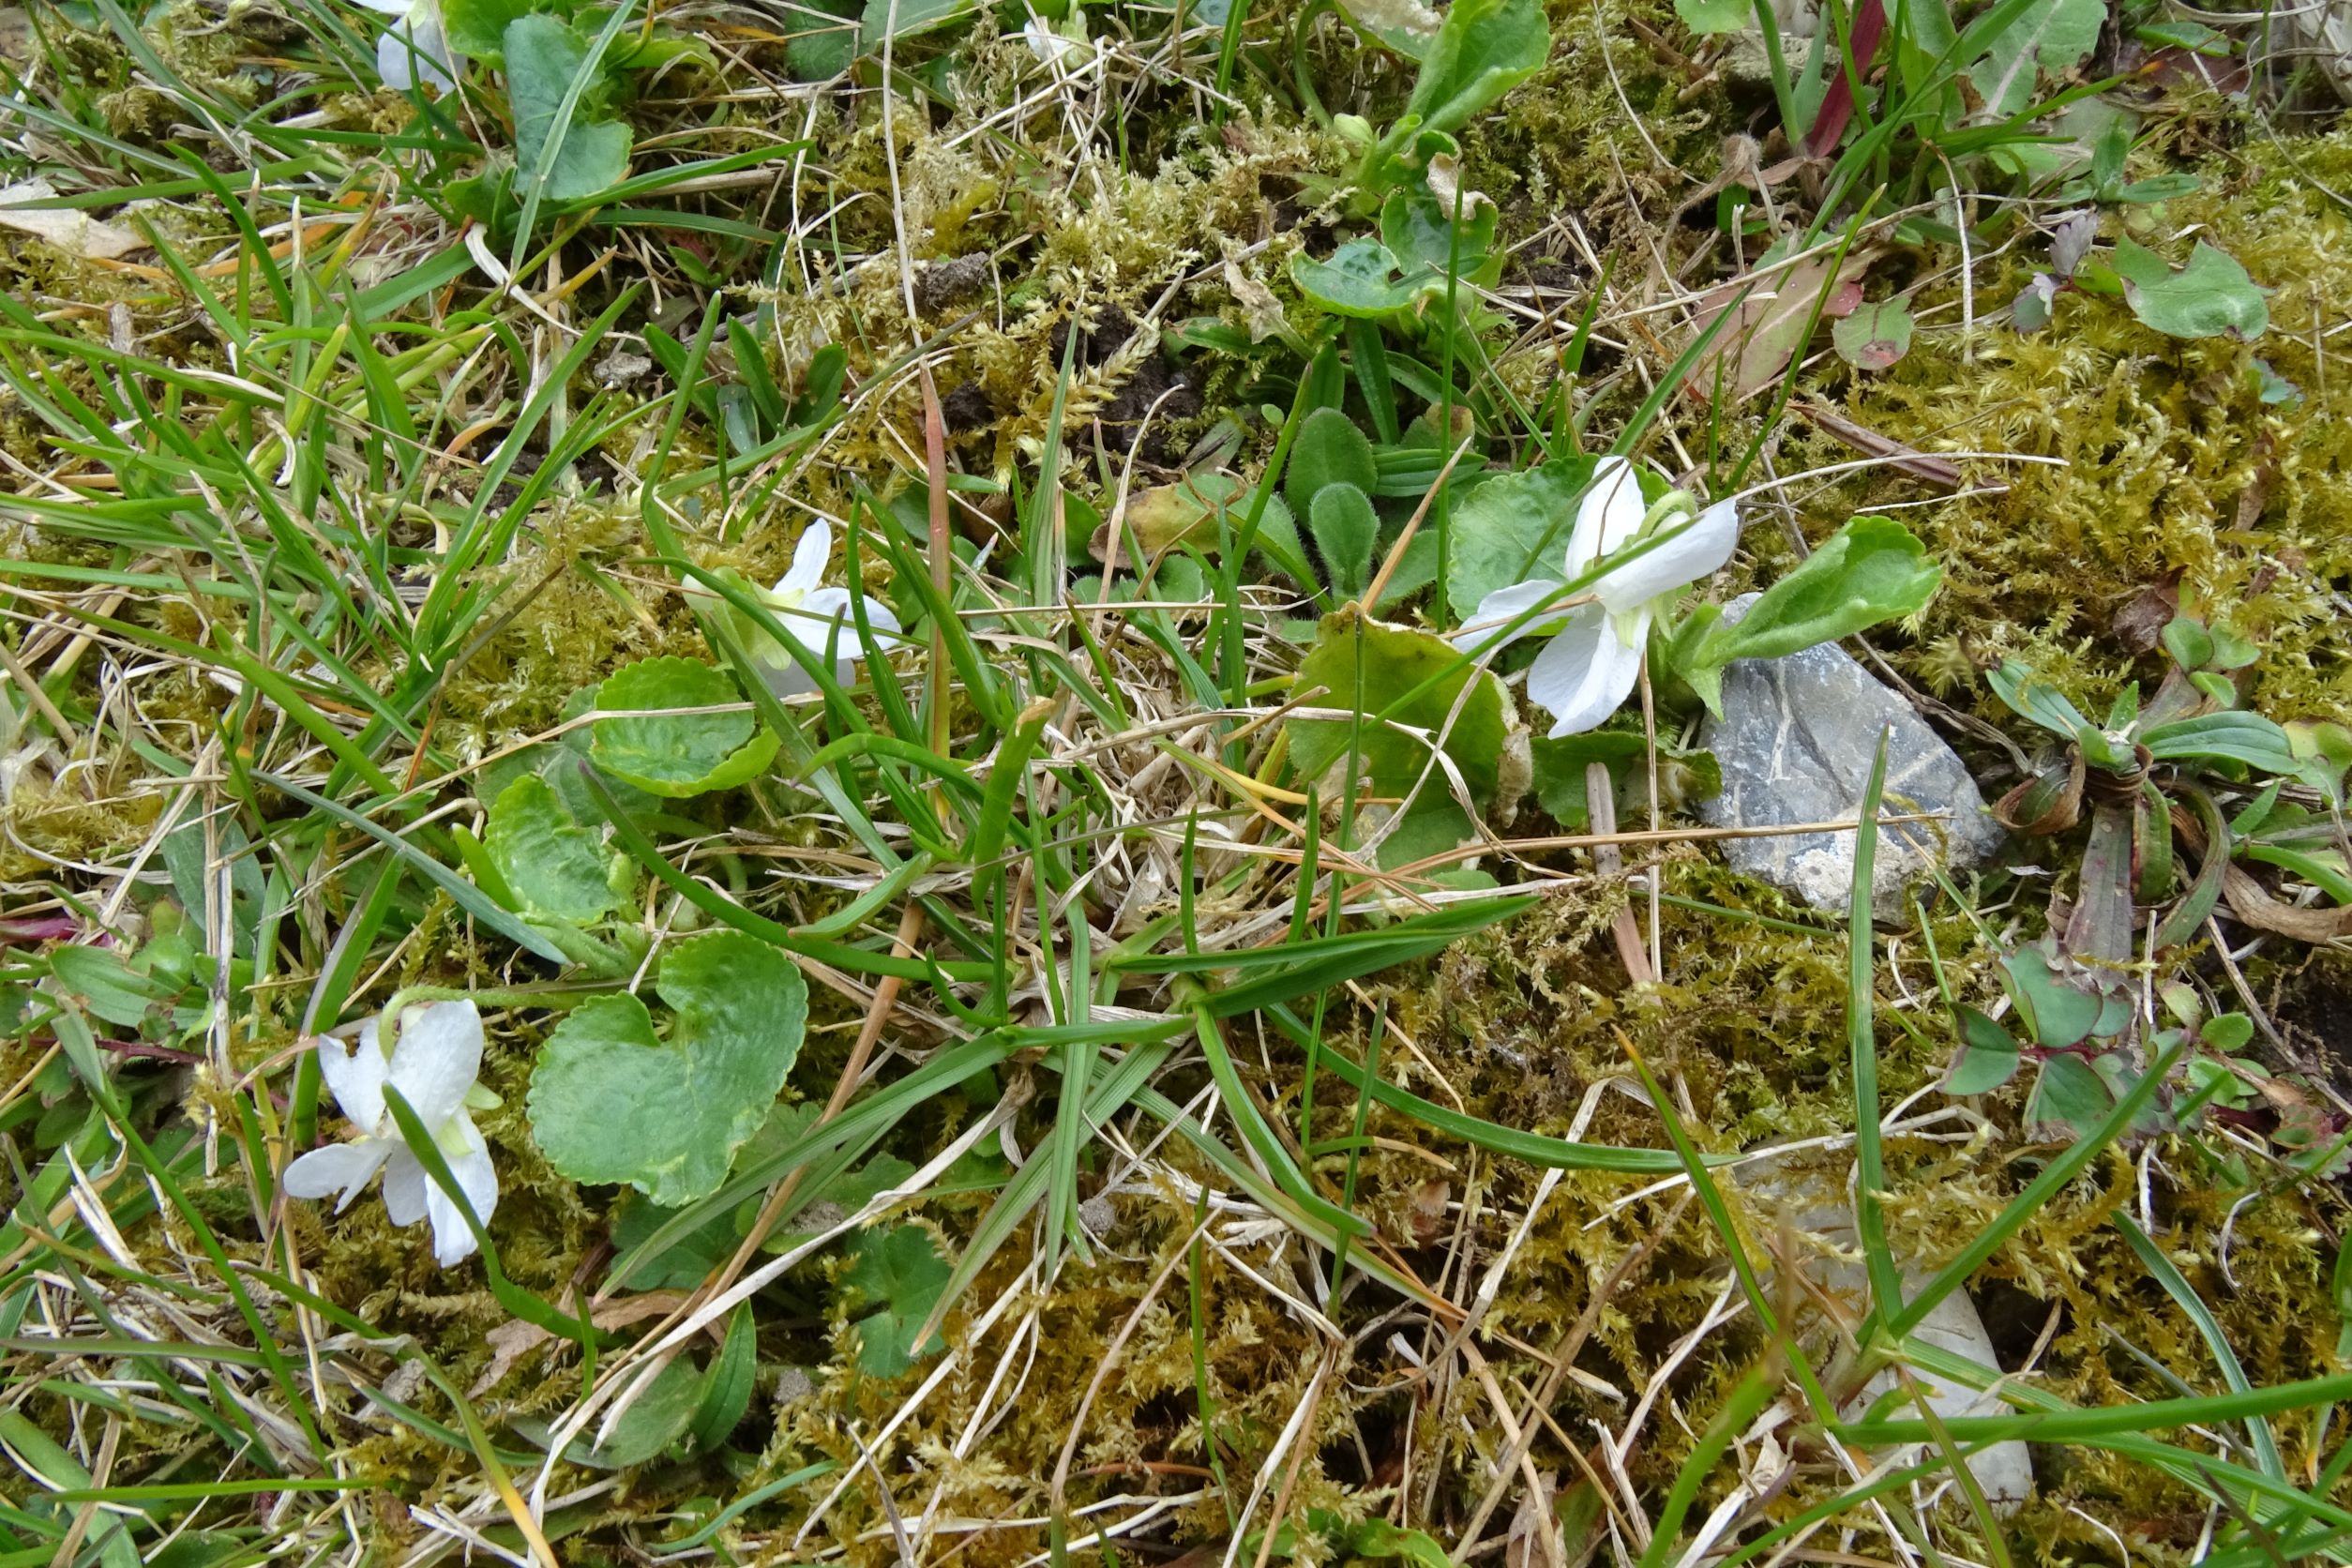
[2142,711,2300,775]
[1679,515,1941,680]
[1308,483,1381,602]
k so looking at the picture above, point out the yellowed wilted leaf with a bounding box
[0,180,144,261]
[1088,473,1248,564]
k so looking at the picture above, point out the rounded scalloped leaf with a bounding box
[1442,457,1601,623]
[525,929,807,1206]
[589,656,778,798]
[484,774,626,923]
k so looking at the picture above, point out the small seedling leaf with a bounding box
[568,1355,702,1468]
[1987,659,2094,740]
[2028,1052,2116,1140]
[842,1224,950,1377]
[1946,1005,2022,1094]
[2112,237,2269,341]
[1832,297,1914,370]
[2002,944,2101,1050]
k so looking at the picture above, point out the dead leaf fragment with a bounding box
[470,1289,701,1395]
[1222,256,1291,345]
[1685,246,1875,401]
[1799,400,1963,489]
[2111,572,2181,653]
[0,180,144,261]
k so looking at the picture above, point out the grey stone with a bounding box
[1739,1168,2034,1512]
[1696,595,2005,910]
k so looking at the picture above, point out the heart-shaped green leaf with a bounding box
[485,774,627,923]
[590,656,779,798]
[1379,185,1498,279]
[526,929,807,1205]
[1291,239,1437,321]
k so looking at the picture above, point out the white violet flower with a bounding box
[1453,455,1739,738]
[1022,13,1093,65]
[282,1000,501,1268]
[754,519,906,697]
[355,0,460,93]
